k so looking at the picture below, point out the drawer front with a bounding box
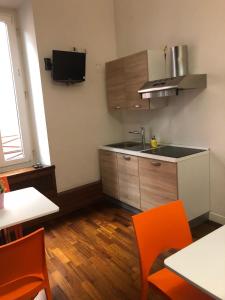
[99,150,118,198]
[139,157,178,210]
[117,153,139,176]
[99,149,117,162]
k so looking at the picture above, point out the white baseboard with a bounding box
[209,212,225,224]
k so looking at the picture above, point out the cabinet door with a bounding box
[124,51,149,110]
[117,154,140,209]
[105,58,127,111]
[139,157,178,210]
[99,150,118,198]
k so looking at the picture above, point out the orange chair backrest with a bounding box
[0,176,10,193]
[132,200,192,282]
[0,228,48,286]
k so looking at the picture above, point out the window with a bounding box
[0,13,32,168]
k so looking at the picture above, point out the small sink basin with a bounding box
[107,141,140,148]
[128,144,151,151]
[106,141,151,151]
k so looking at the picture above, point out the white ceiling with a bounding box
[0,0,24,8]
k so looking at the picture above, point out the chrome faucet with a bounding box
[129,127,146,149]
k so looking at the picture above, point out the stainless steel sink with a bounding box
[106,141,151,151]
[106,141,139,148]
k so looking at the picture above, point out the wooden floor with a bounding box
[42,203,220,300]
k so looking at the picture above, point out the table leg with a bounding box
[2,225,23,243]
[15,225,23,239]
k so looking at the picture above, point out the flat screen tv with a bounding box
[52,50,86,83]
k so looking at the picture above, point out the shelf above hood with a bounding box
[138,74,207,99]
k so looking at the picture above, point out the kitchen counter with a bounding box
[99,143,209,163]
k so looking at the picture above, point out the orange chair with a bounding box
[0,176,23,243]
[0,176,10,193]
[0,228,52,300]
[132,200,213,300]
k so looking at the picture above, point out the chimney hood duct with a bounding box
[138,45,207,99]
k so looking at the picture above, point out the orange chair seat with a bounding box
[148,268,212,300]
[0,274,45,300]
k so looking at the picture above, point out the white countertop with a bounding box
[165,225,225,300]
[99,143,209,163]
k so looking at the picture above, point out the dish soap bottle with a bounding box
[150,136,158,148]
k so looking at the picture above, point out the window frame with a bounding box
[0,12,33,170]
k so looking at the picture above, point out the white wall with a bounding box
[29,0,123,192]
[114,0,225,221]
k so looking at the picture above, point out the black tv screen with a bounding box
[52,50,86,83]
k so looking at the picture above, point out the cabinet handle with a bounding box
[151,161,161,167]
[123,155,131,161]
[134,104,141,108]
[113,105,121,110]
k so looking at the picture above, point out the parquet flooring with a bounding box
[42,203,220,300]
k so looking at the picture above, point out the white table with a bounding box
[0,187,59,230]
[165,225,225,300]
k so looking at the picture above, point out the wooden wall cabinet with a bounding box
[105,58,127,110]
[105,50,167,111]
[123,51,149,110]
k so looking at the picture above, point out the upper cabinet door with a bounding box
[124,51,150,110]
[105,58,127,110]
[105,51,150,111]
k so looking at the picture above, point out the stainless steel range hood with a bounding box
[138,45,207,99]
[138,74,207,99]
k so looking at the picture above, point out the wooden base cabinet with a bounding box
[100,149,210,221]
[139,154,210,221]
[139,158,178,211]
[99,150,118,199]
[117,154,140,209]
[99,150,140,209]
